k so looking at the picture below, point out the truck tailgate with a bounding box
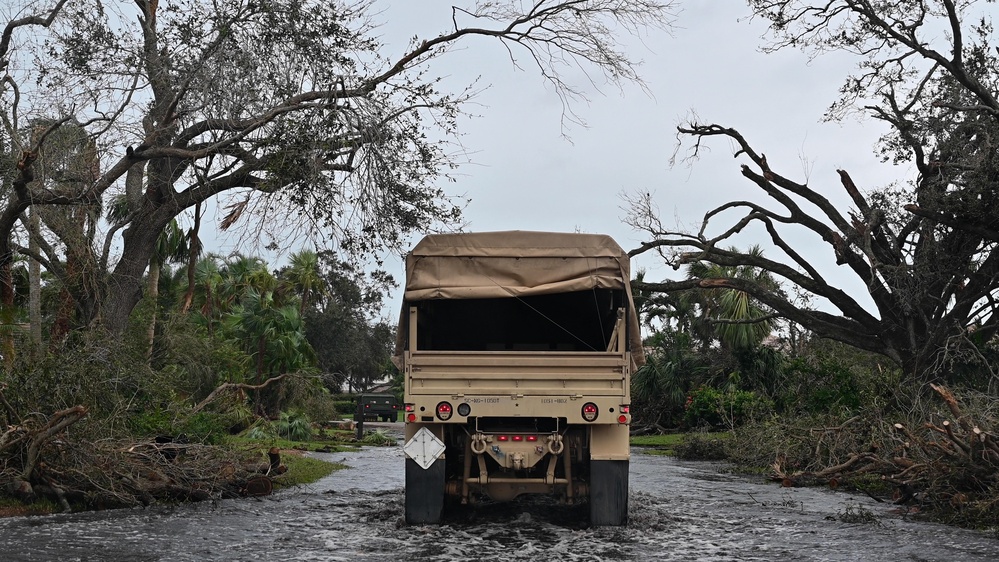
[406,351,628,396]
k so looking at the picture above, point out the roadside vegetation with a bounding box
[0,248,401,515]
[631,294,999,529]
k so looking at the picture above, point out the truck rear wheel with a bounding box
[589,459,629,526]
[405,457,445,524]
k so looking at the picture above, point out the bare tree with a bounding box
[0,0,675,339]
[628,0,999,383]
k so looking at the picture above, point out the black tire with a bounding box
[589,459,629,526]
[405,457,445,524]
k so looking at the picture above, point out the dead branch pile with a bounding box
[761,384,999,520]
[1,404,284,512]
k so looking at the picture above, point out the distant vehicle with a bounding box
[396,231,644,526]
[358,393,401,422]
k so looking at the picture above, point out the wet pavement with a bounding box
[1,426,997,561]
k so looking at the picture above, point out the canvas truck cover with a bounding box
[395,230,645,366]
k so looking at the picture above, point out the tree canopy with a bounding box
[0,0,676,342]
[627,0,999,384]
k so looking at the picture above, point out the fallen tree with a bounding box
[733,385,999,525]
[0,403,289,512]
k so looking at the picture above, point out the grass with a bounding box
[630,433,686,456]
[631,433,686,446]
[224,422,405,487]
[230,426,397,488]
[836,504,883,526]
[0,497,62,517]
[630,432,732,458]
[228,434,357,454]
[274,453,345,488]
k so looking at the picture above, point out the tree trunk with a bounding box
[180,202,201,314]
[145,253,161,362]
[100,205,177,337]
[48,260,76,348]
[28,209,42,357]
[0,258,12,371]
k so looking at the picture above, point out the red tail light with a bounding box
[526,435,538,442]
[497,435,509,441]
[512,435,523,442]
[618,414,628,424]
[582,402,599,422]
[436,401,453,421]
[406,413,416,423]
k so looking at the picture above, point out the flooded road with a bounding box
[1,430,997,561]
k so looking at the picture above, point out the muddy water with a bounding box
[1,433,997,561]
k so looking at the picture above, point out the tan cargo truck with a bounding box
[396,231,644,526]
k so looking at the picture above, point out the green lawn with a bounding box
[630,433,686,455]
[631,432,731,457]
[275,454,345,488]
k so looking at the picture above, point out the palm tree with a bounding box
[179,202,204,314]
[224,288,315,413]
[145,219,189,359]
[632,269,677,332]
[186,254,279,336]
[685,245,779,350]
[632,330,708,428]
[181,254,225,333]
[282,249,324,315]
[632,352,686,426]
[218,255,275,309]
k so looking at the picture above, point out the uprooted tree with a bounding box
[0,0,676,346]
[627,0,999,385]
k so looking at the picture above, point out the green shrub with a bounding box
[244,423,277,440]
[684,386,772,429]
[273,410,312,441]
[151,315,252,400]
[179,412,231,444]
[360,428,397,446]
[240,412,313,442]
[780,358,863,414]
[129,408,176,437]
[332,400,357,417]
[673,432,729,461]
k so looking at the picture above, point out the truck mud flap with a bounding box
[589,459,629,526]
[405,457,445,524]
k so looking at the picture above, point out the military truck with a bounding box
[395,231,644,526]
[358,392,401,422]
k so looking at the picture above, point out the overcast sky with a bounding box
[198,1,909,317]
[335,0,910,317]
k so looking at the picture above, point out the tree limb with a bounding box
[191,373,292,414]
